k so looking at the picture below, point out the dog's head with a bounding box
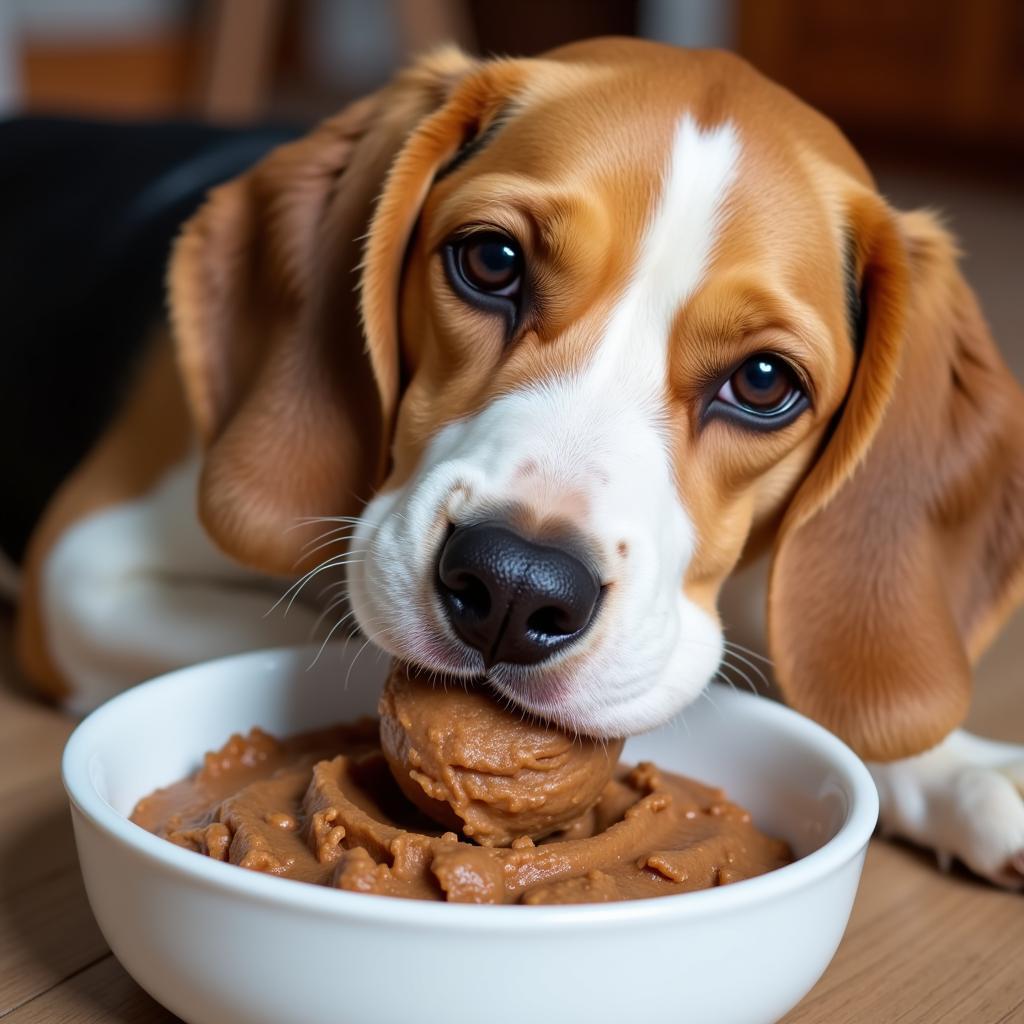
[171,39,1024,758]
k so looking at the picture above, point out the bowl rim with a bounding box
[63,646,879,931]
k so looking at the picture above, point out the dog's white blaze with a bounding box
[351,116,740,736]
[590,115,739,395]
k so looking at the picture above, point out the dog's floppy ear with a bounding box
[169,47,506,574]
[769,196,1024,761]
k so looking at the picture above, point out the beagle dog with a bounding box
[10,39,1024,888]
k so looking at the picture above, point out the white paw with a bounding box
[870,735,1024,892]
[941,763,1024,890]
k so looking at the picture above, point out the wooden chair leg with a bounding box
[198,0,284,122]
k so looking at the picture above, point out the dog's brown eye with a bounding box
[716,354,805,421]
[455,233,522,296]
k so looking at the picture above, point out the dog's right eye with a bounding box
[453,232,523,297]
[703,352,810,432]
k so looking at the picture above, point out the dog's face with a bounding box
[348,46,863,735]
[172,39,1024,757]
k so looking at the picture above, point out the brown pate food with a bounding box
[131,663,791,904]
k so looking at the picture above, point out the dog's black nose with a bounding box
[436,523,601,667]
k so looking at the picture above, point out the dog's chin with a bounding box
[487,674,711,739]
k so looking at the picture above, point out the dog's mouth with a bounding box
[485,666,579,722]
[383,615,583,722]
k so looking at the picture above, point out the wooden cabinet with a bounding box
[738,0,1024,150]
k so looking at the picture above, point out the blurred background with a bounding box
[2,0,1021,371]
[4,1,1023,160]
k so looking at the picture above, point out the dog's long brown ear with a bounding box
[169,47,503,574]
[769,197,1024,761]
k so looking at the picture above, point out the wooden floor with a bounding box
[0,600,1021,1024]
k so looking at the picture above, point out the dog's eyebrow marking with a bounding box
[435,112,511,182]
[843,232,867,353]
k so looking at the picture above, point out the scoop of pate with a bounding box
[378,663,624,846]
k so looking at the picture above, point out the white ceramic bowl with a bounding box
[63,644,877,1024]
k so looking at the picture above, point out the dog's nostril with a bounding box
[526,605,574,638]
[447,571,491,618]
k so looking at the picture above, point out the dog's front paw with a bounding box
[870,734,1024,892]
[940,762,1024,889]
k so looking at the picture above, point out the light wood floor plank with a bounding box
[3,955,177,1024]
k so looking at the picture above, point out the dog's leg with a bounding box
[869,730,1024,889]
[39,454,339,713]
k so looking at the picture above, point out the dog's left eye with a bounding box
[453,232,523,297]
[712,353,807,426]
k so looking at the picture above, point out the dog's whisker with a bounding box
[718,657,760,696]
[721,637,775,667]
[300,533,367,561]
[308,616,354,667]
[284,558,364,615]
[292,515,365,527]
[308,607,367,668]
[311,600,356,639]
[712,670,742,699]
[267,555,362,617]
[721,648,772,690]
[316,578,354,602]
[674,636,772,692]
[271,553,352,609]
[284,515,364,543]
[343,635,377,691]
[297,521,360,543]
[699,685,726,723]
[299,527,361,556]
[357,615,400,646]
[677,708,692,739]
[288,529,361,571]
